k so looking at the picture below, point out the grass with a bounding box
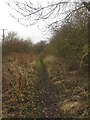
[2,53,89,118]
[46,57,89,118]
[2,53,41,118]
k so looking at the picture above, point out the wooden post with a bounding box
[0,29,7,44]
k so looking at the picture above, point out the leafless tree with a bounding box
[7,0,89,31]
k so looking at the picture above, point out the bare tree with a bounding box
[83,1,90,11]
[7,0,89,31]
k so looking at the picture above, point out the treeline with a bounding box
[46,7,88,70]
[2,7,88,71]
[2,32,46,56]
[2,32,33,55]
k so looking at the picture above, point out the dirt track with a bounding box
[36,59,63,118]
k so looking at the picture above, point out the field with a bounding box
[2,53,89,118]
[1,0,89,118]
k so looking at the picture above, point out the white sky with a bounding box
[0,0,85,43]
[0,0,48,43]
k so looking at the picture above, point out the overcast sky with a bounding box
[0,0,49,43]
[0,0,85,43]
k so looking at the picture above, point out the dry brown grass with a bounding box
[2,53,40,118]
[47,56,88,118]
[2,54,89,118]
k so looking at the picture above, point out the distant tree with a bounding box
[5,31,18,41]
[3,31,33,55]
[34,41,47,55]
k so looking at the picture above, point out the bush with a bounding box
[2,32,33,56]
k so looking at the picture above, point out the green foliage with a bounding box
[82,44,89,58]
[47,8,88,70]
[80,44,89,69]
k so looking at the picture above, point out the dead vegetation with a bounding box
[2,53,89,118]
[46,56,89,118]
[2,53,40,118]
